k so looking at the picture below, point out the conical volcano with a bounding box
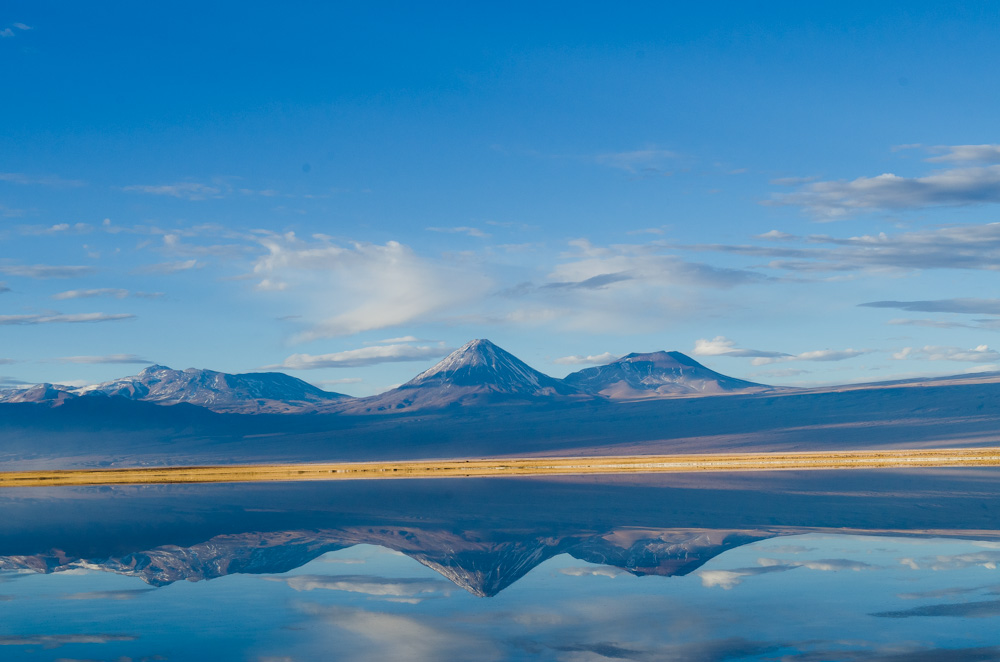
[348,339,587,412]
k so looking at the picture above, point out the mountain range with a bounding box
[0,339,776,414]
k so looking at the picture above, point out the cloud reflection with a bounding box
[699,557,875,589]
[271,574,452,598]
[298,603,503,661]
[60,589,156,601]
[0,634,136,648]
[900,550,1000,571]
[559,566,627,578]
[873,600,1000,619]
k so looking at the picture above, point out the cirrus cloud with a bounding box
[893,345,1000,363]
[751,348,869,366]
[552,352,619,366]
[54,354,152,364]
[0,263,95,279]
[860,299,1000,315]
[687,222,1000,275]
[266,343,453,370]
[926,144,1000,164]
[122,181,224,200]
[52,288,164,300]
[135,259,200,274]
[0,312,135,325]
[0,172,85,188]
[769,163,1000,218]
[691,336,867,365]
[692,336,790,359]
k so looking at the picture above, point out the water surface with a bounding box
[2,470,1000,660]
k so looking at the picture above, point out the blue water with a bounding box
[3,535,1000,661]
[2,471,1000,660]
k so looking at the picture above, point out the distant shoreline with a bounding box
[2,447,1000,488]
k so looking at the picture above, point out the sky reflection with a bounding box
[2,535,1000,661]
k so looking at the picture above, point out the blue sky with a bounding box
[3,2,1000,395]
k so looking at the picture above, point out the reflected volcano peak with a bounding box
[0,525,794,596]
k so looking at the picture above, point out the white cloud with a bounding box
[756,230,797,240]
[893,344,1000,363]
[367,336,421,344]
[477,239,769,335]
[0,28,13,38]
[690,336,870,366]
[136,259,200,274]
[0,312,135,325]
[0,263,95,279]
[18,222,92,235]
[552,352,618,366]
[691,222,1000,274]
[54,354,151,364]
[769,164,1000,218]
[548,239,763,290]
[926,144,1000,164]
[52,288,163,300]
[252,233,491,341]
[751,348,869,366]
[266,343,452,369]
[161,232,252,258]
[122,182,224,200]
[12,23,30,31]
[122,180,283,201]
[692,336,789,359]
[426,226,490,238]
[594,147,678,174]
[860,298,1000,315]
[0,172,85,187]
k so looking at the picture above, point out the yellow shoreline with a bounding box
[3,447,1000,487]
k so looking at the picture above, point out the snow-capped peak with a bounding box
[407,339,545,389]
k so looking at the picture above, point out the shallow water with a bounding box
[2,470,1000,660]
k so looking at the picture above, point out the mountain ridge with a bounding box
[0,365,352,414]
[562,350,770,398]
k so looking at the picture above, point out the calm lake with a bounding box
[3,469,1000,661]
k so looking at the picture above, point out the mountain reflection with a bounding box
[4,469,1000,596]
[0,526,790,596]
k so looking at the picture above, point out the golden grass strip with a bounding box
[3,447,1000,488]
